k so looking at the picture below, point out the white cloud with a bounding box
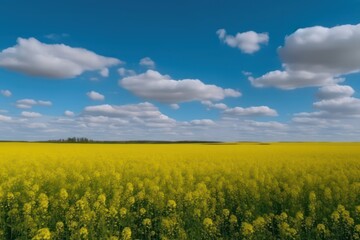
[99,68,109,77]
[83,102,176,128]
[313,97,360,117]
[190,119,215,126]
[278,24,360,75]
[317,84,355,100]
[292,84,360,124]
[139,57,155,69]
[170,104,180,110]
[120,70,241,104]
[38,100,52,106]
[249,70,341,90]
[16,99,52,109]
[21,111,42,118]
[201,101,228,110]
[246,120,287,129]
[216,29,269,54]
[224,106,278,117]
[45,33,69,40]
[118,68,136,77]
[0,38,121,78]
[242,71,252,76]
[87,91,105,101]
[0,114,12,122]
[1,89,12,97]
[251,23,360,89]
[64,110,75,117]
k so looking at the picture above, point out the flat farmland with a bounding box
[0,143,359,239]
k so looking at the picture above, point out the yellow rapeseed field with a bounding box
[0,142,359,239]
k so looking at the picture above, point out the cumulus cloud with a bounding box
[0,114,12,122]
[64,110,75,117]
[170,104,180,110]
[201,101,228,110]
[249,70,341,90]
[16,99,52,109]
[224,106,278,117]
[292,84,360,123]
[21,111,42,118]
[83,102,176,128]
[139,57,155,69]
[246,120,287,129]
[118,67,136,77]
[313,97,360,117]
[251,23,360,89]
[99,68,109,77]
[1,89,12,97]
[87,91,105,101]
[317,84,355,100]
[216,29,269,54]
[190,119,215,126]
[0,38,121,78]
[120,70,241,104]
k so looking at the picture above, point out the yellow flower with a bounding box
[222,209,230,218]
[140,208,147,216]
[142,218,152,228]
[38,193,49,211]
[229,215,238,225]
[241,222,254,236]
[60,188,68,200]
[121,227,132,240]
[56,221,64,232]
[203,218,213,228]
[79,227,88,238]
[120,207,127,218]
[32,228,51,240]
[98,194,106,205]
[167,200,177,210]
[23,203,32,215]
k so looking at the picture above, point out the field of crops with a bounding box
[0,142,359,239]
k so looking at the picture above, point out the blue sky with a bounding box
[1,0,360,141]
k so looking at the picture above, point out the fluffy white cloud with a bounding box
[313,97,360,117]
[120,70,241,104]
[38,100,52,106]
[64,110,75,117]
[99,68,109,77]
[246,120,287,129]
[251,23,360,89]
[83,102,176,128]
[190,119,215,126]
[0,38,121,78]
[170,104,180,110]
[0,114,12,122]
[249,70,341,90]
[87,91,105,101]
[278,24,360,75]
[1,89,12,97]
[216,29,269,54]
[292,84,360,123]
[224,106,278,117]
[118,68,136,77]
[317,84,355,100]
[139,57,155,69]
[21,111,42,118]
[201,101,228,110]
[16,99,52,109]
